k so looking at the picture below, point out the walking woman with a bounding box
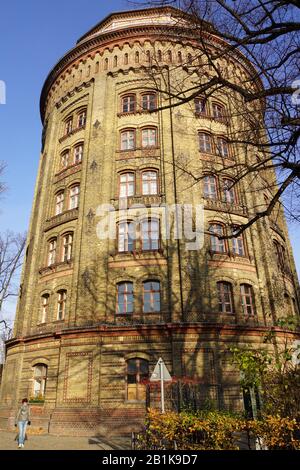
[15,398,31,448]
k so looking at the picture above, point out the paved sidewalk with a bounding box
[0,430,130,450]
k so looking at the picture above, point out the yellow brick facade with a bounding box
[0,6,299,436]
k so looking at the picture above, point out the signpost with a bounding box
[150,357,172,413]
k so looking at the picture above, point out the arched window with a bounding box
[167,50,172,63]
[240,284,255,316]
[104,58,108,70]
[55,191,64,215]
[33,364,47,398]
[142,171,158,195]
[232,226,245,256]
[157,50,162,62]
[120,130,135,150]
[119,172,135,197]
[209,224,226,253]
[142,128,157,148]
[118,222,135,252]
[40,294,49,324]
[178,51,182,63]
[143,281,161,313]
[77,109,86,128]
[194,98,206,115]
[135,51,139,64]
[48,238,57,266]
[117,282,134,314]
[127,358,149,401]
[141,219,160,251]
[203,175,217,200]
[113,55,118,67]
[146,50,151,63]
[273,240,285,270]
[122,95,136,113]
[60,149,70,169]
[62,233,73,262]
[223,179,237,204]
[284,293,292,316]
[216,137,230,158]
[57,290,67,320]
[74,143,84,164]
[95,61,99,73]
[187,53,193,64]
[199,132,212,153]
[217,282,234,314]
[124,53,129,65]
[69,184,80,210]
[64,117,73,136]
[212,102,226,122]
[142,93,156,111]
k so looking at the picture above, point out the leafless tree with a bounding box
[134,0,300,236]
[0,164,26,360]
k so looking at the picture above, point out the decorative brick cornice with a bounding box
[40,10,263,122]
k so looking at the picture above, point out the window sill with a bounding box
[59,125,86,143]
[55,162,82,178]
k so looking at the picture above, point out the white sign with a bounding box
[150,357,172,382]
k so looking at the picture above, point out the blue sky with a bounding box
[0,0,299,285]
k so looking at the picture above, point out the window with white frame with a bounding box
[199,132,212,153]
[57,290,67,320]
[118,222,135,252]
[69,185,80,209]
[40,294,49,324]
[74,144,83,164]
[55,191,64,215]
[209,224,226,253]
[122,95,136,113]
[121,130,135,150]
[240,284,255,316]
[142,171,158,195]
[119,173,135,198]
[77,110,86,128]
[203,175,217,199]
[33,364,47,398]
[48,239,57,266]
[141,128,157,148]
[62,233,73,262]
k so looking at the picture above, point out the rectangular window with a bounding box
[210,224,226,253]
[48,240,57,266]
[223,179,236,204]
[232,227,245,256]
[57,291,67,320]
[74,145,83,164]
[77,111,86,128]
[195,98,206,115]
[143,281,161,313]
[61,150,69,169]
[142,171,158,195]
[118,222,135,252]
[240,285,255,316]
[142,94,156,111]
[142,129,157,148]
[121,130,135,150]
[217,282,234,314]
[199,133,212,153]
[119,173,135,198]
[69,186,80,209]
[62,234,73,262]
[204,176,217,199]
[117,283,134,314]
[55,192,64,215]
[40,295,49,324]
[65,118,73,135]
[216,137,229,158]
[122,95,135,113]
[141,219,159,251]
